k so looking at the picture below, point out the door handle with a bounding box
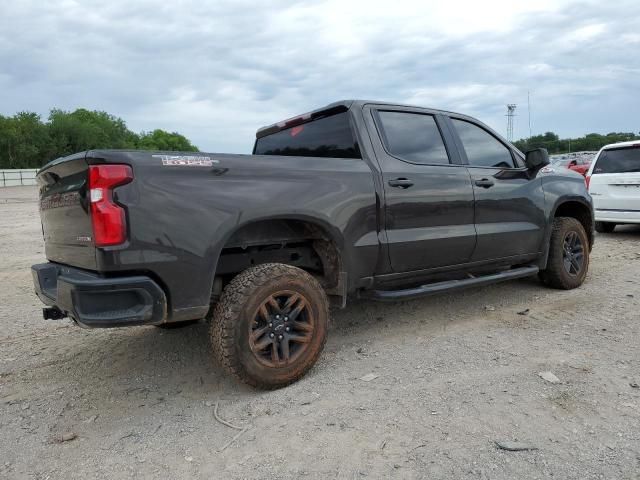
[388,178,414,189]
[474,178,494,188]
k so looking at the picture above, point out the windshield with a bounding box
[594,147,640,174]
[254,112,360,159]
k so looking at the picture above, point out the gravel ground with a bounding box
[1,186,639,480]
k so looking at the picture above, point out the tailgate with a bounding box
[37,152,97,270]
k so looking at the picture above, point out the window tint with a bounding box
[452,119,514,168]
[593,147,640,174]
[254,112,360,159]
[377,111,450,164]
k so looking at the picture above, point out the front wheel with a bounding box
[210,263,329,389]
[539,217,590,289]
[595,221,616,233]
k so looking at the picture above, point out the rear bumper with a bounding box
[31,262,167,328]
[594,209,640,224]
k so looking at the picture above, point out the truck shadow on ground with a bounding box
[33,274,551,407]
[22,229,639,407]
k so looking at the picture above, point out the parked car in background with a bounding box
[587,141,640,233]
[568,158,592,176]
[551,152,595,177]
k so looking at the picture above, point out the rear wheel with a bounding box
[210,263,329,389]
[539,217,589,289]
[595,221,616,233]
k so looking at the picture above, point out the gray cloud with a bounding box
[1,0,639,152]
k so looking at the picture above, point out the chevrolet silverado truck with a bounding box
[32,100,594,389]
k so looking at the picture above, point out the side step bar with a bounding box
[362,266,539,302]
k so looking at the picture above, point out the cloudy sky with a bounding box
[1,0,639,152]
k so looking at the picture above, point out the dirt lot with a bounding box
[1,186,639,480]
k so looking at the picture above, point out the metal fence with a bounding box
[0,169,39,187]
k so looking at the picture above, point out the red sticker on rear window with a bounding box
[290,125,304,137]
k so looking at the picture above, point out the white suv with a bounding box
[587,141,640,233]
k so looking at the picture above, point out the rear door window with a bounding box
[452,118,515,168]
[254,112,360,159]
[593,147,640,174]
[376,111,450,165]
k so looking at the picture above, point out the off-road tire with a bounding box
[210,263,329,389]
[539,217,589,289]
[595,221,616,233]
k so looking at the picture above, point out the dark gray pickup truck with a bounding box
[32,100,593,388]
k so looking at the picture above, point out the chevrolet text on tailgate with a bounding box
[32,100,594,389]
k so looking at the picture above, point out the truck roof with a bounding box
[255,100,464,139]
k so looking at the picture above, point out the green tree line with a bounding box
[0,108,198,169]
[514,131,640,155]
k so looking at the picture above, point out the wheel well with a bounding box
[554,201,593,247]
[214,219,343,297]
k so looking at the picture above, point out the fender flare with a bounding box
[203,213,346,301]
[539,196,594,269]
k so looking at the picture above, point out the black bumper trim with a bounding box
[32,262,167,328]
[595,208,640,213]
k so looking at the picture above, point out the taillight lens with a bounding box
[88,164,133,246]
[585,175,591,190]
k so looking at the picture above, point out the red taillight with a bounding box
[88,164,133,247]
[585,175,591,190]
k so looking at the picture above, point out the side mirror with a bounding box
[525,148,550,170]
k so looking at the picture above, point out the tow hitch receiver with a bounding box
[43,307,66,320]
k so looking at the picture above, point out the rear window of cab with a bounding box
[253,112,361,159]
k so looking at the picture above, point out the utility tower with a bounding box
[506,104,517,142]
